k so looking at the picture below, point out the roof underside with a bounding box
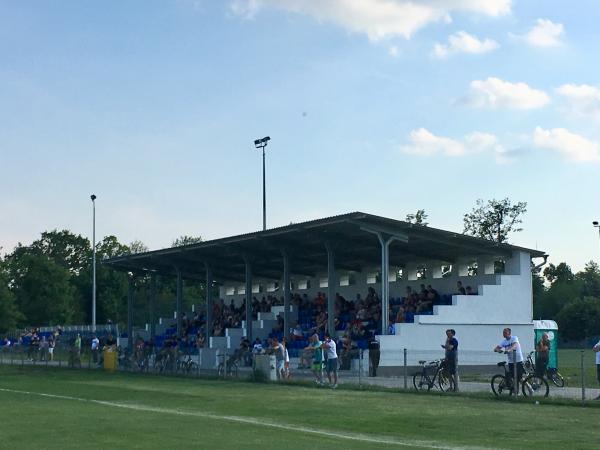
[104,212,545,283]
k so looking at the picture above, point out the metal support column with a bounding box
[176,268,183,338]
[150,273,157,340]
[282,250,291,340]
[377,234,392,335]
[326,243,336,334]
[245,258,253,342]
[127,274,134,350]
[205,264,213,344]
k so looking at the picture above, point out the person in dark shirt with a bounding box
[442,329,458,391]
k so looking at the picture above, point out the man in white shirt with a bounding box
[593,339,600,400]
[91,335,100,363]
[321,332,339,389]
[493,328,524,382]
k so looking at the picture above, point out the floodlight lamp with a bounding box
[594,221,599,226]
[91,194,97,201]
[254,139,261,147]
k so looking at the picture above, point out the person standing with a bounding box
[322,332,339,389]
[442,329,458,391]
[535,333,550,378]
[305,334,324,385]
[91,335,100,364]
[48,335,55,362]
[271,337,286,380]
[74,333,82,368]
[493,328,524,383]
[593,339,600,400]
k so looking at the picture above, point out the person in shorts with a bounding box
[494,327,524,383]
[271,337,286,380]
[322,333,339,389]
[441,329,458,391]
[305,334,323,385]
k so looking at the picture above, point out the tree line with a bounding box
[0,231,204,333]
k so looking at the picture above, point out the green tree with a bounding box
[128,240,149,254]
[555,296,600,341]
[171,235,203,247]
[405,210,428,226]
[577,261,600,298]
[543,262,575,285]
[463,198,527,243]
[9,253,76,326]
[0,264,24,333]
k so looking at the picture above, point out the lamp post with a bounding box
[254,136,270,231]
[91,194,97,332]
[594,221,600,255]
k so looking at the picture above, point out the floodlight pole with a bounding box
[262,145,266,231]
[594,221,600,256]
[91,194,97,332]
[254,137,270,231]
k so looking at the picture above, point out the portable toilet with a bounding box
[533,320,559,369]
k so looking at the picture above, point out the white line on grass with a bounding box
[0,388,496,450]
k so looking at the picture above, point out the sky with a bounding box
[1,0,599,271]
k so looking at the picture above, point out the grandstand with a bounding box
[104,211,545,370]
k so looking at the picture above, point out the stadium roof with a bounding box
[103,212,545,283]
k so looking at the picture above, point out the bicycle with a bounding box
[412,359,454,392]
[177,353,199,374]
[524,351,565,387]
[217,354,239,378]
[491,361,549,398]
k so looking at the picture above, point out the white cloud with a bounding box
[533,127,600,162]
[464,77,550,109]
[556,84,600,121]
[521,19,564,47]
[433,31,499,58]
[388,45,399,57]
[401,128,505,160]
[230,0,512,40]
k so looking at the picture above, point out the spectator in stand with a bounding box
[291,322,304,341]
[196,333,205,349]
[466,286,476,295]
[322,332,339,389]
[252,338,264,355]
[456,281,466,295]
[395,306,406,323]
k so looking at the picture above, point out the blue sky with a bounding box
[1,0,599,271]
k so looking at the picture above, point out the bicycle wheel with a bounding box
[549,371,565,388]
[412,373,429,391]
[522,375,549,398]
[491,374,512,397]
[217,363,225,377]
[229,363,238,378]
[438,370,454,392]
[188,362,198,373]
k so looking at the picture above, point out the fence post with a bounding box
[403,348,407,390]
[358,349,362,388]
[513,350,518,397]
[581,350,585,405]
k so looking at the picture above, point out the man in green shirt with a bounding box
[304,334,324,385]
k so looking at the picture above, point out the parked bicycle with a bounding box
[491,361,549,398]
[524,351,565,387]
[217,354,239,378]
[177,353,199,374]
[412,359,454,392]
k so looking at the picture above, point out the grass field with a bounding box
[1,366,600,449]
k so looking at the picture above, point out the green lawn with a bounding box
[1,366,600,450]
[555,349,598,388]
